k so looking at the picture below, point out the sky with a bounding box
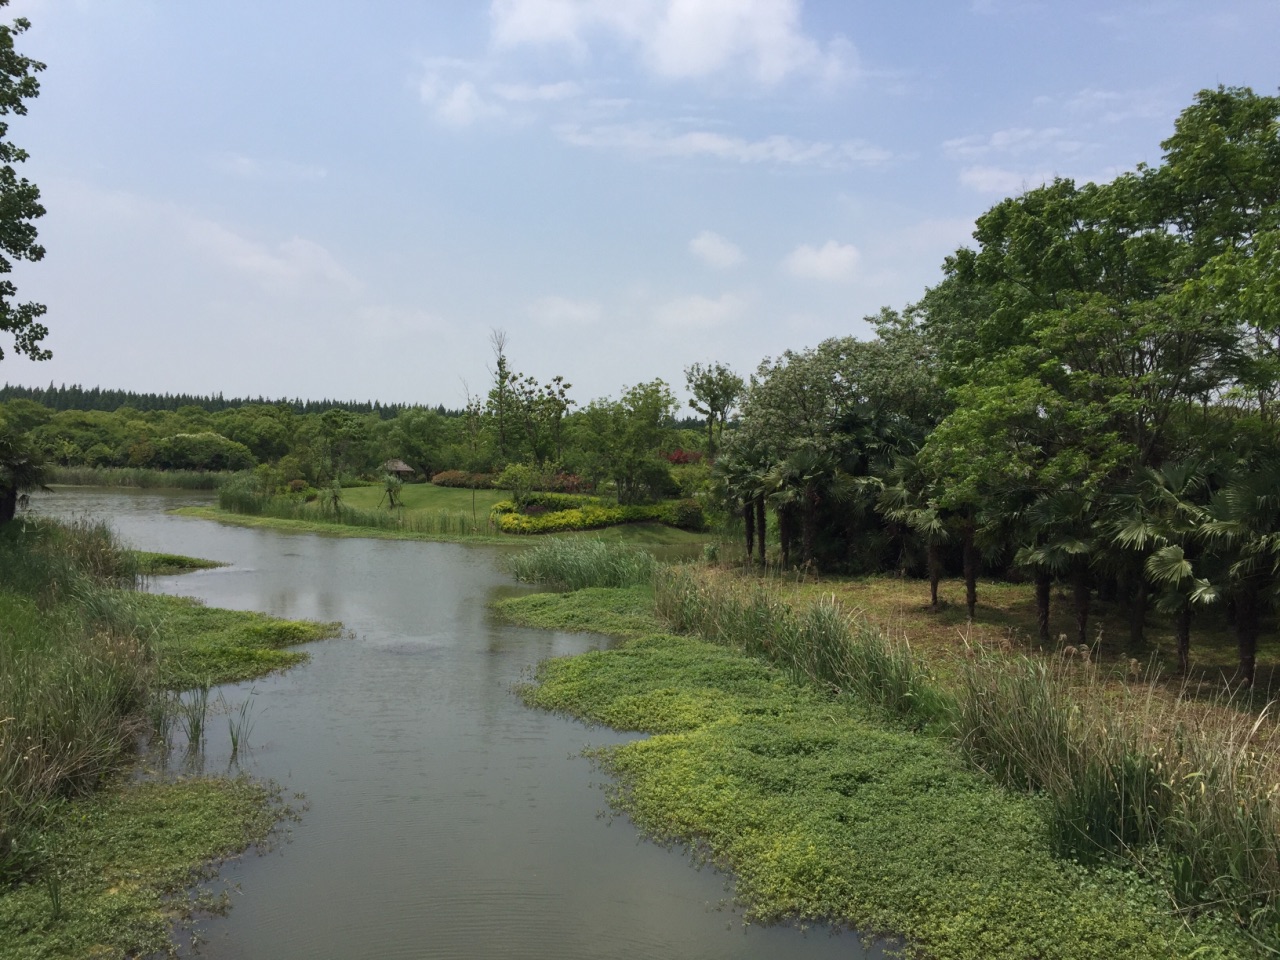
[1,0,1277,410]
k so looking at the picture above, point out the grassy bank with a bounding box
[521,626,1250,958]
[0,516,339,956]
[503,542,1270,957]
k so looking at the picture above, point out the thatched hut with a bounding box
[382,458,415,478]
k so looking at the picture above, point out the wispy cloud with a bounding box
[489,0,855,86]
[492,80,582,102]
[557,120,891,167]
[184,220,362,296]
[943,126,1084,160]
[782,240,860,281]
[215,153,327,182]
[653,291,747,328]
[529,295,602,326]
[689,230,743,268]
[957,165,1057,194]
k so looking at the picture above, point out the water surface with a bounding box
[32,489,882,960]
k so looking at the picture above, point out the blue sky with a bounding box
[2,0,1278,408]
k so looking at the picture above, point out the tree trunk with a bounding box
[1127,579,1148,653]
[743,502,755,563]
[1234,584,1260,687]
[962,523,977,621]
[1035,569,1051,647]
[1072,561,1091,648]
[1175,603,1191,676]
[0,486,15,525]
[801,490,817,566]
[779,508,793,569]
[927,541,941,610]
[755,495,767,569]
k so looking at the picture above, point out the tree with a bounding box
[0,417,45,523]
[0,5,44,361]
[684,362,744,460]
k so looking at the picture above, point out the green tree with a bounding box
[684,361,744,460]
[0,4,45,362]
[0,416,45,523]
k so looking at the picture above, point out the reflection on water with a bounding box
[29,489,883,960]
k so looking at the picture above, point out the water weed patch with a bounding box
[0,777,284,960]
[137,593,341,688]
[525,632,1255,959]
[495,586,661,638]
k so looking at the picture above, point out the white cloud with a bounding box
[689,230,742,268]
[653,291,746,328]
[957,165,1056,194]
[529,295,602,326]
[184,220,363,296]
[489,0,854,86]
[492,80,581,102]
[782,240,860,281]
[557,121,890,167]
[420,77,504,126]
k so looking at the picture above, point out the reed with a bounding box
[507,538,659,590]
[955,650,1280,933]
[48,465,236,489]
[0,518,152,882]
[653,566,946,726]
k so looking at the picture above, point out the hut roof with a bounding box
[382,459,415,475]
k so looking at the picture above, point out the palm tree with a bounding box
[1110,462,1213,673]
[1020,488,1097,647]
[1198,460,1280,687]
[877,451,951,609]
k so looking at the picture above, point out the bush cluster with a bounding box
[430,470,496,489]
[491,496,705,534]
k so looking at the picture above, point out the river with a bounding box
[30,488,883,960]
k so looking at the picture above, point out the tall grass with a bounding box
[0,518,152,881]
[218,485,486,537]
[654,566,947,725]
[49,465,238,489]
[655,564,1280,942]
[508,538,659,590]
[955,650,1280,935]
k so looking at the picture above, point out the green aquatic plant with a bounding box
[507,537,659,590]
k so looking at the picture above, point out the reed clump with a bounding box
[49,465,236,489]
[0,518,152,882]
[955,650,1280,936]
[653,565,947,726]
[508,538,659,590]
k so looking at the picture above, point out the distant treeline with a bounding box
[0,382,456,419]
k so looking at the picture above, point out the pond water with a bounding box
[30,489,884,960]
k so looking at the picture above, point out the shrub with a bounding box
[664,498,706,531]
[664,448,703,465]
[431,470,495,489]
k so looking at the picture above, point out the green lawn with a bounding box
[340,481,506,514]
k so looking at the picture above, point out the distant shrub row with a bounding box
[491,496,705,534]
